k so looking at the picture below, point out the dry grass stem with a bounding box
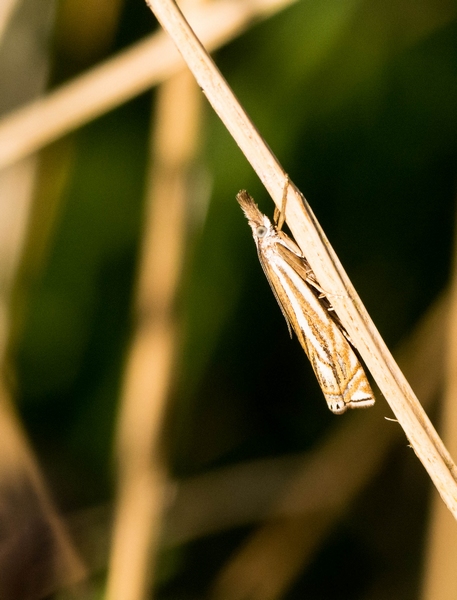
[0,0,295,171]
[105,70,201,600]
[421,210,457,599]
[145,0,457,519]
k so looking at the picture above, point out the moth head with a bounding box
[237,190,274,240]
[255,225,267,237]
[253,216,273,240]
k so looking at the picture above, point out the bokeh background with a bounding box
[1,0,457,598]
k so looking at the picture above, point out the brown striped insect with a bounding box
[237,190,375,414]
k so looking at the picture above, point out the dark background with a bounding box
[6,0,457,597]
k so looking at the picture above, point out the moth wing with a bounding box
[309,328,375,414]
[256,250,294,338]
[273,244,375,414]
[275,242,349,336]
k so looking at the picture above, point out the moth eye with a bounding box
[256,226,268,238]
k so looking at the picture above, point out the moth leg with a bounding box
[274,175,289,231]
[304,273,327,297]
[308,280,347,302]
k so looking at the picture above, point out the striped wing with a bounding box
[259,241,374,415]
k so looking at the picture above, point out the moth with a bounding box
[237,189,375,414]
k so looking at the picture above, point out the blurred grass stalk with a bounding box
[0,1,86,597]
[0,0,296,171]
[145,0,457,519]
[105,69,202,599]
[0,0,19,41]
[421,202,457,600]
[0,158,87,599]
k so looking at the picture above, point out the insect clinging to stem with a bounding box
[237,183,375,415]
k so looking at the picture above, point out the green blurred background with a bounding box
[6,0,457,597]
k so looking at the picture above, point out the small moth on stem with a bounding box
[237,187,375,414]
